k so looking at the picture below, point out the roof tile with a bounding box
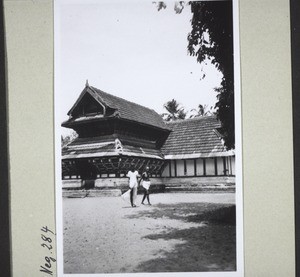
[161,116,227,155]
[90,86,169,130]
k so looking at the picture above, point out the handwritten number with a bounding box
[41,226,55,235]
[41,234,52,243]
[40,226,56,275]
[41,243,52,251]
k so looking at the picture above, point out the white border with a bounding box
[232,0,244,275]
[54,0,243,276]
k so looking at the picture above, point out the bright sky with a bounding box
[56,0,223,136]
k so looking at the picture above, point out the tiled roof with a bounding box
[90,86,170,129]
[67,135,157,149]
[62,136,164,160]
[161,116,231,158]
[66,86,170,130]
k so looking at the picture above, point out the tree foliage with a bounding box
[154,1,235,149]
[162,99,187,121]
[61,131,78,148]
[162,100,215,121]
[189,104,214,118]
[188,1,234,149]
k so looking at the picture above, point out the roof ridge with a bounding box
[165,115,217,124]
[88,86,106,105]
[90,86,160,114]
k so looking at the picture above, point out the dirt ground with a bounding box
[63,192,236,274]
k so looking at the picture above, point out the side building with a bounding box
[160,117,235,191]
[61,84,235,193]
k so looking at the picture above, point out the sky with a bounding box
[56,0,223,136]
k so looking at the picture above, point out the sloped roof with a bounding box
[62,136,164,160]
[62,116,234,160]
[161,116,233,158]
[65,85,170,130]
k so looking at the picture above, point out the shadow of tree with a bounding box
[127,202,236,225]
[126,202,236,272]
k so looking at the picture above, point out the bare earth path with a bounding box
[63,193,236,274]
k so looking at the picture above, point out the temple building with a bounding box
[62,83,235,192]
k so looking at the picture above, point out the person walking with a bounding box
[140,166,151,205]
[125,167,140,207]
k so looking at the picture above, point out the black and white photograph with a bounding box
[55,0,243,276]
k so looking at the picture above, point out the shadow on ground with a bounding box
[127,202,236,272]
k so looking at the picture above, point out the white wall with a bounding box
[206,158,215,175]
[186,160,194,176]
[176,160,185,176]
[196,159,204,176]
[170,160,176,176]
[230,156,235,175]
[161,157,235,177]
[161,162,170,177]
[217,157,224,176]
[62,179,83,188]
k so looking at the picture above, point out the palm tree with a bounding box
[161,99,187,121]
[189,104,214,118]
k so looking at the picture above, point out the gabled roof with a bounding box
[65,85,170,130]
[161,116,234,158]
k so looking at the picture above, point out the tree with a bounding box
[162,99,187,121]
[61,131,78,148]
[154,1,235,149]
[189,104,214,118]
[188,1,234,149]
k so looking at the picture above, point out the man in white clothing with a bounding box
[126,167,140,207]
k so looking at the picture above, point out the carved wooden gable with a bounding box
[70,91,105,118]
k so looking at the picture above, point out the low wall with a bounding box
[62,176,234,190]
[62,179,83,189]
[94,178,128,188]
[159,176,235,187]
[150,176,235,192]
